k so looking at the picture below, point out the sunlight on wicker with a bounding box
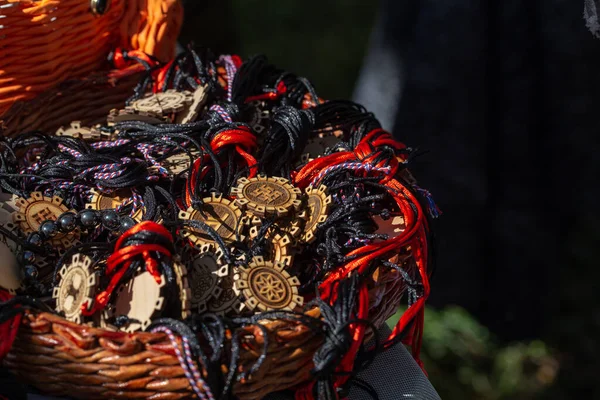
[0,0,182,117]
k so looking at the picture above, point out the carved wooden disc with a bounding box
[174,261,192,320]
[248,211,305,240]
[232,175,302,217]
[301,185,332,243]
[131,90,193,115]
[373,213,406,240]
[85,189,143,222]
[207,266,243,316]
[112,270,166,332]
[52,254,97,324]
[179,193,243,247]
[158,149,200,176]
[177,85,208,124]
[187,244,227,313]
[248,100,271,136]
[12,192,80,248]
[235,256,302,312]
[0,240,21,294]
[55,121,99,140]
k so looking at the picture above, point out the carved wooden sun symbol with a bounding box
[255,271,286,302]
[235,256,303,312]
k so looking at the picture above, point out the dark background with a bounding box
[180,1,599,399]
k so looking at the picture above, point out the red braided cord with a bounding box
[82,222,173,316]
[293,130,431,399]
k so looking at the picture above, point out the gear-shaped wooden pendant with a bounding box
[177,85,208,124]
[187,244,228,313]
[174,261,192,320]
[207,265,243,316]
[55,121,105,141]
[231,175,302,217]
[0,240,21,294]
[111,270,167,333]
[107,107,166,125]
[235,256,303,312]
[248,210,306,241]
[12,192,80,248]
[248,227,294,266]
[0,201,18,253]
[85,189,143,222]
[52,253,97,324]
[159,149,200,177]
[179,193,244,247]
[301,185,332,243]
[131,89,194,115]
[247,100,271,136]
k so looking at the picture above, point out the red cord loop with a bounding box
[82,222,173,317]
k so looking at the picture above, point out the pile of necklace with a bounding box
[0,47,438,397]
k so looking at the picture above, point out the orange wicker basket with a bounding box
[0,0,183,118]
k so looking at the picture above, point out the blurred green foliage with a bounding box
[387,307,558,400]
[230,0,377,99]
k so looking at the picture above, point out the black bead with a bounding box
[22,250,36,264]
[119,216,136,232]
[57,212,77,232]
[102,210,121,230]
[90,0,110,15]
[24,264,38,280]
[79,210,100,228]
[27,232,43,246]
[40,220,58,238]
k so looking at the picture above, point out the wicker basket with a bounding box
[0,0,183,117]
[4,264,408,399]
[0,72,424,399]
[0,2,428,399]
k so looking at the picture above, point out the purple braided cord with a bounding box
[415,186,441,218]
[150,326,215,400]
[137,143,169,177]
[219,55,238,102]
[77,157,137,180]
[209,104,233,123]
[91,139,131,149]
[58,144,82,158]
[131,191,143,218]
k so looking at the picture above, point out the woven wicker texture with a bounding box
[0,69,141,137]
[4,261,410,399]
[0,0,183,117]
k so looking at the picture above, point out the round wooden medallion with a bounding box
[13,192,80,248]
[301,185,332,243]
[0,240,21,294]
[235,256,302,312]
[55,121,98,141]
[207,266,243,316]
[187,244,228,313]
[231,175,302,217]
[248,100,271,136]
[112,270,166,333]
[52,253,97,324]
[85,189,143,222]
[131,90,193,115]
[179,193,243,247]
[248,211,305,241]
[177,85,208,124]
